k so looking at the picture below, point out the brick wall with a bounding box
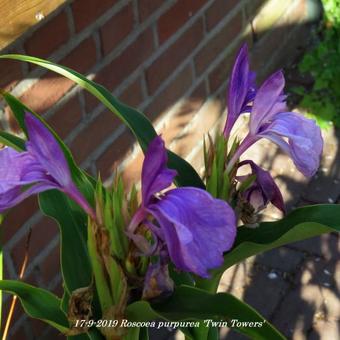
[0,0,318,338]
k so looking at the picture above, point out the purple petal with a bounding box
[0,148,31,190]
[148,188,236,278]
[0,146,60,212]
[64,182,96,218]
[250,70,286,134]
[0,113,94,217]
[259,112,323,177]
[238,160,285,213]
[245,187,266,211]
[0,182,56,212]
[25,113,72,187]
[141,136,177,205]
[24,113,95,217]
[142,262,174,300]
[224,44,253,137]
[0,148,48,189]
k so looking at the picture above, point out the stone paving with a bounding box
[218,125,340,339]
[150,122,339,340]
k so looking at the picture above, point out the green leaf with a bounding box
[126,285,285,339]
[1,92,91,184]
[123,327,142,340]
[0,54,204,189]
[0,131,26,151]
[238,174,256,193]
[87,220,113,312]
[0,280,69,332]
[1,92,95,294]
[138,327,149,340]
[39,190,92,293]
[67,328,105,340]
[197,204,340,292]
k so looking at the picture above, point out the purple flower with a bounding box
[142,261,174,300]
[0,112,95,218]
[128,136,236,278]
[227,70,323,177]
[237,160,285,214]
[223,44,256,138]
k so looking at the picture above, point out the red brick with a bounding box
[24,11,70,58]
[168,98,222,158]
[159,98,205,144]
[0,59,22,91]
[10,217,59,273]
[191,80,208,100]
[121,152,143,191]
[12,39,96,120]
[100,3,134,56]
[52,281,64,298]
[47,95,83,139]
[5,106,20,133]
[72,0,117,32]
[40,325,62,339]
[118,77,144,108]
[40,243,60,284]
[205,0,239,31]
[194,10,242,75]
[138,0,164,21]
[157,0,206,43]
[18,73,74,115]
[250,0,308,77]
[1,296,22,327]
[85,28,154,112]
[145,65,193,119]
[84,91,99,114]
[244,0,266,20]
[250,25,294,76]
[9,326,28,340]
[2,197,39,243]
[95,129,135,180]
[61,36,97,74]
[70,110,121,163]
[208,48,236,93]
[146,19,204,95]
[1,302,25,338]
[31,318,50,338]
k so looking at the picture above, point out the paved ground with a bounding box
[150,122,340,340]
[219,124,340,339]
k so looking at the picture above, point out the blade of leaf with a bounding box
[197,204,340,292]
[1,91,96,204]
[126,285,285,339]
[0,280,69,332]
[138,327,149,340]
[1,92,95,294]
[0,54,204,189]
[67,328,105,340]
[0,131,26,151]
[39,190,92,293]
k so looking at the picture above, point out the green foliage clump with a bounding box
[294,0,340,128]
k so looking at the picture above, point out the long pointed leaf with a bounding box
[197,204,340,292]
[1,93,94,293]
[0,280,69,332]
[126,285,285,339]
[0,54,204,189]
[39,191,92,292]
[0,131,26,150]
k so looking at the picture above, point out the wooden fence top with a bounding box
[0,0,66,50]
